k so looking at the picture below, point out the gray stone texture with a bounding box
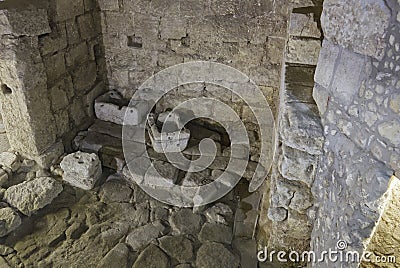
[321,0,391,60]
[4,177,63,216]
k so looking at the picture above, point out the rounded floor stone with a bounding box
[196,242,239,268]
[132,244,170,268]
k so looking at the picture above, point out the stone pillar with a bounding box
[311,0,399,267]
[0,7,61,166]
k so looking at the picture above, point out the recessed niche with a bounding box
[127,35,143,48]
[1,84,12,95]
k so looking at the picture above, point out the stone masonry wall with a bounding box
[311,0,400,266]
[0,0,106,166]
[98,0,291,115]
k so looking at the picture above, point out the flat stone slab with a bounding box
[196,242,239,268]
[60,151,102,190]
[132,244,170,268]
[125,220,168,251]
[4,177,63,216]
[159,236,194,263]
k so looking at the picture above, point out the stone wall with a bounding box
[98,0,291,115]
[260,3,324,257]
[311,0,400,266]
[0,0,106,166]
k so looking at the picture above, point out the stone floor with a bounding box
[0,162,264,267]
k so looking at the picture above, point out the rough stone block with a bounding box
[66,42,89,67]
[38,22,68,56]
[77,13,97,40]
[4,177,63,216]
[0,152,20,172]
[43,53,67,86]
[286,37,321,65]
[280,145,317,187]
[160,17,187,40]
[98,0,119,11]
[60,151,102,190]
[71,61,97,92]
[54,0,85,22]
[289,13,321,38]
[314,39,340,88]
[125,221,168,251]
[280,102,324,155]
[330,49,367,106]
[321,0,390,60]
[65,19,81,45]
[94,91,149,125]
[313,83,330,115]
[0,207,21,237]
[1,9,51,36]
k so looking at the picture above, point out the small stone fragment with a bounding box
[204,203,233,225]
[0,152,20,172]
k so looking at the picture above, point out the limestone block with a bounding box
[4,177,63,216]
[314,40,340,88]
[330,49,367,106]
[95,91,149,125]
[0,9,51,36]
[125,220,168,251]
[160,17,187,40]
[312,84,330,116]
[60,151,102,190]
[159,236,194,263]
[0,207,21,237]
[98,0,119,11]
[66,42,89,67]
[132,244,170,268]
[286,38,321,65]
[321,0,390,60]
[0,152,20,172]
[54,0,85,22]
[289,13,321,38]
[38,22,67,56]
[72,60,97,91]
[378,121,400,147]
[280,102,324,155]
[267,207,288,222]
[77,13,98,40]
[196,242,239,268]
[204,203,233,225]
[280,145,317,187]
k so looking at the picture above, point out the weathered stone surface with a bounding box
[314,40,340,88]
[95,91,149,126]
[170,209,203,235]
[98,243,129,268]
[199,223,233,244]
[286,38,321,65]
[60,151,102,190]
[125,220,168,251]
[132,244,170,268]
[159,236,194,262]
[4,177,63,216]
[330,49,368,106]
[321,0,391,59]
[280,102,324,155]
[0,152,20,172]
[280,145,317,187]
[378,121,400,146]
[196,242,239,268]
[0,207,21,237]
[1,9,51,36]
[204,203,233,225]
[99,179,132,203]
[289,13,321,38]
